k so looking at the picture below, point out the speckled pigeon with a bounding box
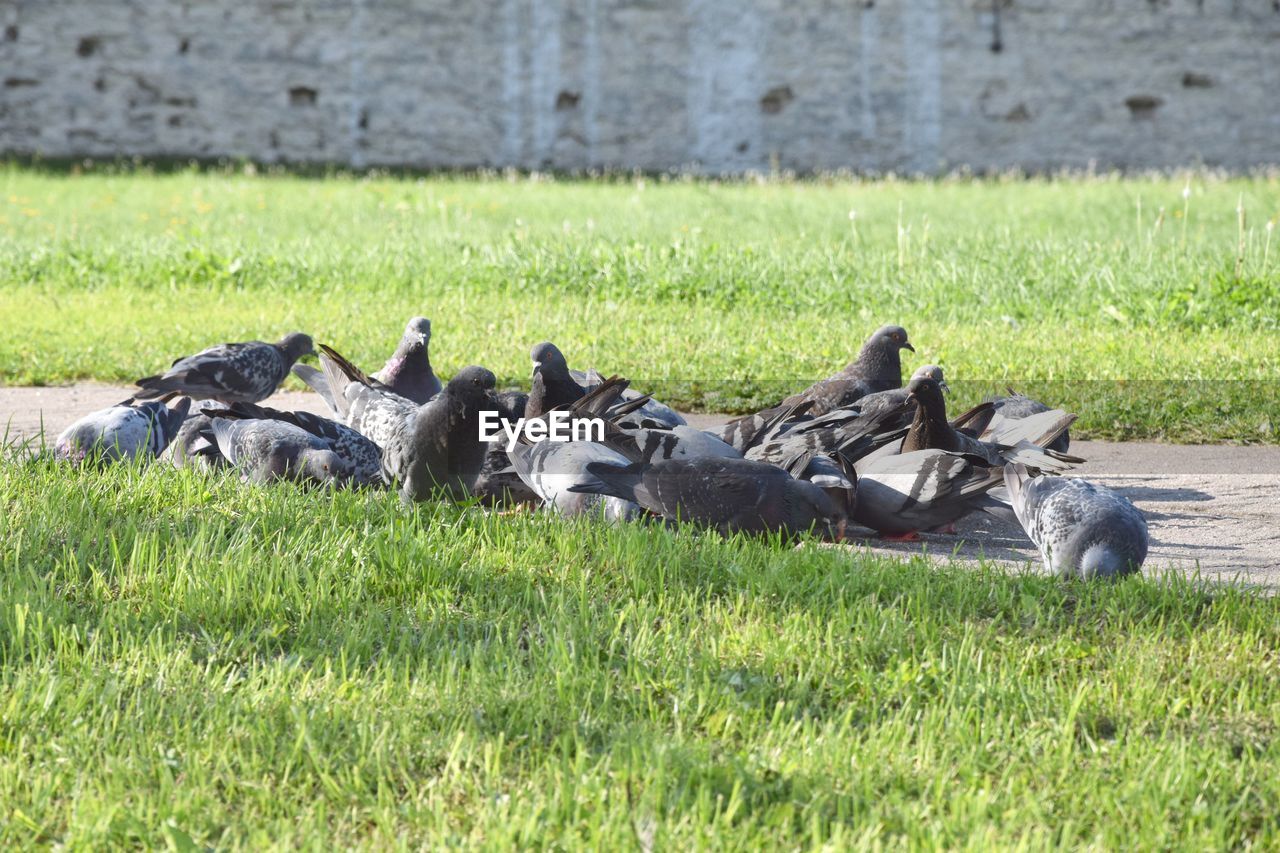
[854,449,1005,537]
[508,440,642,521]
[55,396,191,464]
[371,316,442,404]
[316,345,495,502]
[983,390,1071,453]
[776,324,914,416]
[901,377,1082,474]
[208,401,385,487]
[134,332,314,404]
[1004,464,1148,579]
[570,456,847,539]
[526,342,586,418]
[203,417,349,486]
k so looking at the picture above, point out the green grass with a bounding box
[2,165,1279,441]
[2,451,1279,848]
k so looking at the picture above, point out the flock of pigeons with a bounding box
[50,320,1150,580]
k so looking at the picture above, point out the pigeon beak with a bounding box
[939,380,951,395]
[902,342,915,353]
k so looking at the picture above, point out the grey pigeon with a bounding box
[316,345,495,502]
[371,316,443,404]
[901,377,1081,474]
[984,390,1071,453]
[571,456,847,539]
[55,396,191,464]
[508,440,642,521]
[526,342,586,418]
[776,324,914,416]
[573,367,687,429]
[209,402,385,487]
[135,332,314,404]
[1004,464,1148,579]
[854,449,1005,537]
[204,417,349,486]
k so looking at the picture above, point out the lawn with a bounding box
[2,452,1279,848]
[1,165,1278,440]
[2,166,1280,848]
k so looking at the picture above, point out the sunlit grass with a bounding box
[2,166,1278,441]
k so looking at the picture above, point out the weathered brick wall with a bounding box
[1,0,1277,173]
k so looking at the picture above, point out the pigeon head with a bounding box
[447,365,498,402]
[1076,543,1143,581]
[910,364,948,393]
[531,342,569,374]
[298,447,347,484]
[868,325,913,353]
[398,317,432,354]
[785,479,848,539]
[905,377,948,419]
[850,325,913,385]
[277,332,316,362]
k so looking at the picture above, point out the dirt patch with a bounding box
[5,384,1279,586]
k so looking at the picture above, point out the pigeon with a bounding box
[854,449,1005,537]
[134,332,315,404]
[776,324,914,416]
[573,367,687,429]
[570,456,847,539]
[1003,464,1148,579]
[900,377,1081,474]
[508,440,641,521]
[526,342,586,418]
[984,390,1071,453]
[371,316,443,404]
[206,402,385,487]
[316,345,496,502]
[55,396,191,464]
[203,417,350,486]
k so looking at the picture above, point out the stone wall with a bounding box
[1,0,1278,173]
